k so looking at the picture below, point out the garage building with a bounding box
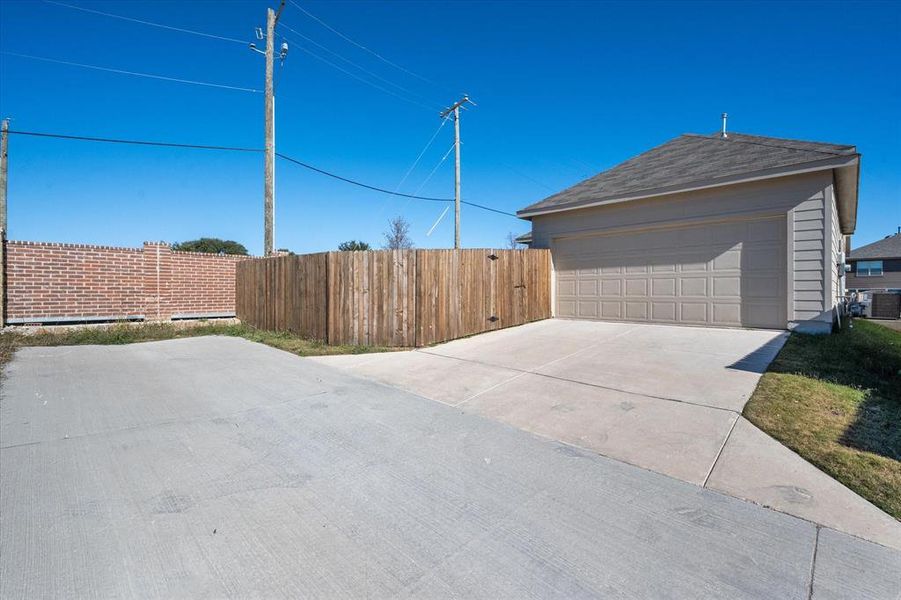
[517,132,860,333]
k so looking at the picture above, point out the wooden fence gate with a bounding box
[236,249,552,347]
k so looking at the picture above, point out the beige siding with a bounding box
[791,194,826,321]
[530,171,836,332]
[830,186,843,306]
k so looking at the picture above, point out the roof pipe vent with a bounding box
[721,113,728,139]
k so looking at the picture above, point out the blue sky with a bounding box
[1,0,899,255]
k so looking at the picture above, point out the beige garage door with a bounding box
[554,216,787,329]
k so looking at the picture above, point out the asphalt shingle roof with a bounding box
[519,132,857,215]
[850,233,901,259]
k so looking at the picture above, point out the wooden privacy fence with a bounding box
[236,249,552,347]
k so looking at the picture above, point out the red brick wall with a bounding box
[4,241,249,323]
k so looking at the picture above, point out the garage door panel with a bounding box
[744,276,781,298]
[712,304,742,326]
[680,261,709,273]
[578,280,599,296]
[601,280,622,296]
[625,302,649,319]
[652,302,677,321]
[652,278,676,296]
[558,279,576,295]
[601,302,622,318]
[712,248,741,270]
[554,216,786,329]
[578,301,599,318]
[680,278,708,296]
[680,303,708,323]
[558,300,577,317]
[747,247,782,270]
[712,277,741,297]
[625,279,648,296]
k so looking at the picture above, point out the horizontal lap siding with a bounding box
[792,195,826,320]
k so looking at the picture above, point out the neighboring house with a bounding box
[517,132,860,334]
[845,231,901,293]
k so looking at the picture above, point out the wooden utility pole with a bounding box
[0,118,8,327]
[440,96,473,249]
[263,1,285,256]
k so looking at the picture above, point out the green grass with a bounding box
[744,318,901,519]
[0,321,397,372]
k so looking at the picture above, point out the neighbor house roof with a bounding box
[849,233,901,260]
[517,132,860,233]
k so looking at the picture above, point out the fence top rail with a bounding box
[240,248,548,262]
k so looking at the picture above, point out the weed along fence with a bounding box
[235,249,552,347]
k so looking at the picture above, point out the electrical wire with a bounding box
[412,143,456,196]
[278,21,438,107]
[6,130,262,152]
[275,152,452,202]
[1,52,262,93]
[287,0,448,91]
[461,200,517,217]
[394,118,449,192]
[286,43,438,112]
[4,129,519,217]
[42,0,247,45]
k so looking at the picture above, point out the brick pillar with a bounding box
[143,241,172,321]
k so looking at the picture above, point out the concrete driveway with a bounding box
[312,319,901,550]
[2,336,899,598]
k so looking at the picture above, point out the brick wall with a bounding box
[4,240,249,324]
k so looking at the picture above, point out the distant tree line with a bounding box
[172,238,248,255]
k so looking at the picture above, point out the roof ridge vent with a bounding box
[721,113,728,139]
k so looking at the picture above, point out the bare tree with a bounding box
[383,216,414,250]
[505,232,524,249]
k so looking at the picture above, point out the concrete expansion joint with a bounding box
[806,526,821,600]
[702,415,740,488]
[419,346,742,415]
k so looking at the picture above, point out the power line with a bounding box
[278,21,438,107]
[287,0,448,92]
[394,118,449,192]
[413,143,455,196]
[6,130,262,152]
[276,152,452,201]
[1,52,262,93]
[5,129,519,217]
[42,0,247,45]
[283,40,439,111]
[461,200,516,217]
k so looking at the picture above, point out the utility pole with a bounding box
[440,96,474,249]
[0,118,8,327]
[255,1,286,256]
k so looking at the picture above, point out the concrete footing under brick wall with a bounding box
[2,240,250,324]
